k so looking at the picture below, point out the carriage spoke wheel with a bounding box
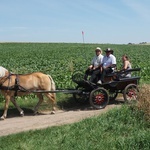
[90,88,109,109]
[72,71,85,83]
[73,86,90,104]
[123,84,139,103]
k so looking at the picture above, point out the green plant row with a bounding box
[0,43,149,89]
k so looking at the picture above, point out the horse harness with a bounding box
[0,72,30,97]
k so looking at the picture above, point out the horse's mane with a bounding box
[0,66,8,77]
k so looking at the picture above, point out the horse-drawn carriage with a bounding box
[72,68,141,109]
[0,66,141,120]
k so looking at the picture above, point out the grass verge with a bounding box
[136,84,150,122]
[0,105,149,150]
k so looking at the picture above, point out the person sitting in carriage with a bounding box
[97,48,117,84]
[84,47,104,83]
[119,54,132,77]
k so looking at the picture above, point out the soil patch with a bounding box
[0,98,123,137]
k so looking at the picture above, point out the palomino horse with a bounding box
[0,66,56,120]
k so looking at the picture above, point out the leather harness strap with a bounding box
[14,74,19,97]
[0,73,28,97]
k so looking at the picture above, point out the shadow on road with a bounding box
[0,96,124,119]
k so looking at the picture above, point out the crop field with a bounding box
[0,43,150,89]
[0,43,149,149]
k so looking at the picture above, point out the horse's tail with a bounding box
[47,75,56,91]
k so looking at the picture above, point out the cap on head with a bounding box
[95,47,102,51]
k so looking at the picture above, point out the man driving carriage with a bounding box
[97,48,116,84]
[84,47,103,83]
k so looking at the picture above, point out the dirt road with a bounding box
[0,100,122,137]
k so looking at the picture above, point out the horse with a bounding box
[0,66,56,120]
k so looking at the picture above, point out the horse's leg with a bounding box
[45,93,56,114]
[0,94,11,120]
[10,97,24,117]
[33,93,44,115]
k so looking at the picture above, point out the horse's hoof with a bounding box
[33,111,39,116]
[20,111,24,117]
[51,111,55,114]
[0,116,5,120]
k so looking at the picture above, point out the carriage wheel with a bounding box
[123,84,139,103]
[90,88,109,109]
[72,71,85,83]
[109,91,118,101]
[73,86,89,104]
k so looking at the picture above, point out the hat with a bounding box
[105,48,113,52]
[95,47,102,51]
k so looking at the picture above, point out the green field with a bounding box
[0,42,149,108]
[0,43,149,149]
[0,43,150,89]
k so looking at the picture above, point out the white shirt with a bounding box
[91,54,103,68]
[102,54,116,68]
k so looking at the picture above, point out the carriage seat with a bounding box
[113,68,141,81]
[117,76,140,81]
[103,65,117,77]
[105,72,115,77]
[105,69,117,77]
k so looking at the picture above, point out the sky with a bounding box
[0,0,150,44]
